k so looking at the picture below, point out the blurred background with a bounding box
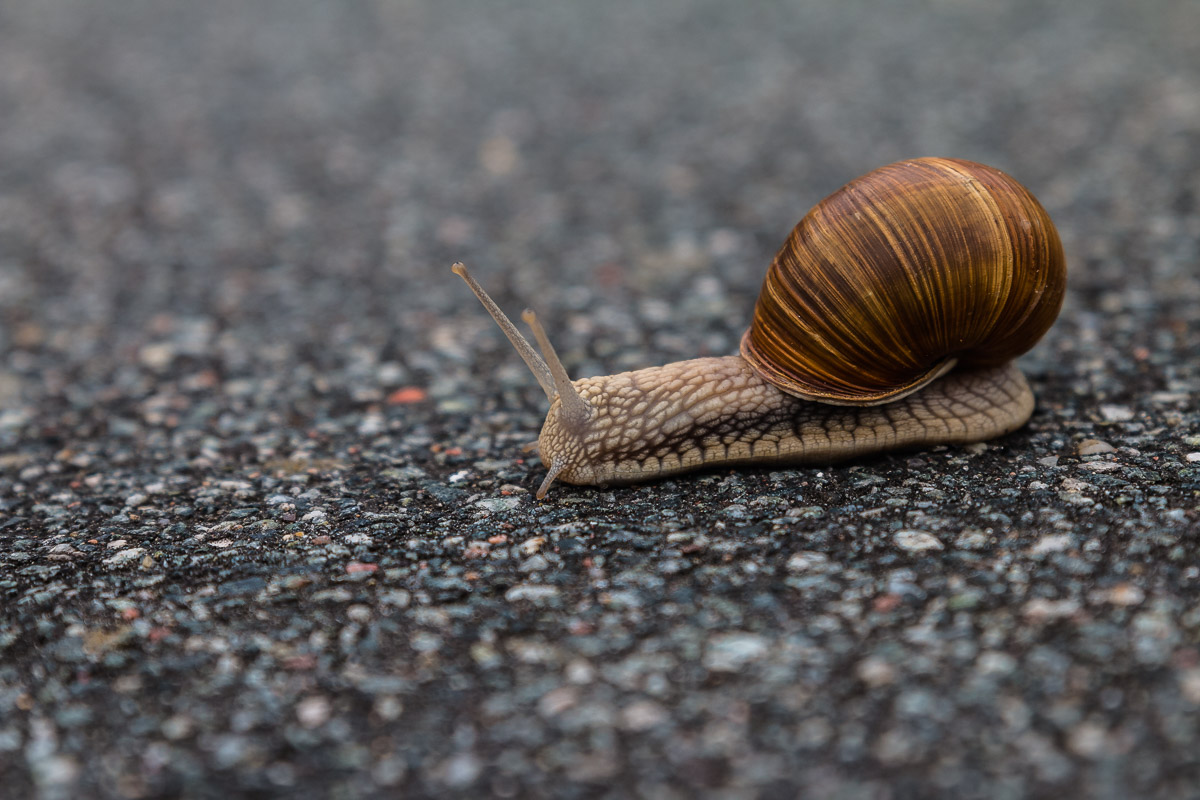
[2,0,1196,432]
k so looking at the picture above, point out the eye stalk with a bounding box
[452,263,593,499]
[519,309,592,428]
[451,263,556,401]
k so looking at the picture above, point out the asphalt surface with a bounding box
[2,1,1199,798]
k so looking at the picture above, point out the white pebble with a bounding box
[296,695,331,728]
[620,700,669,731]
[438,753,482,788]
[1180,669,1200,704]
[357,413,385,436]
[856,656,896,687]
[1067,721,1109,758]
[704,632,769,672]
[504,584,560,603]
[786,551,830,572]
[975,651,1017,675]
[1023,598,1080,620]
[565,659,595,684]
[1078,461,1121,472]
[138,342,175,371]
[1028,534,1072,555]
[893,530,944,552]
[103,547,146,566]
[1076,439,1114,456]
[379,590,411,608]
[537,686,578,717]
[1094,583,1145,606]
[954,529,990,550]
[476,497,521,512]
[1099,404,1134,422]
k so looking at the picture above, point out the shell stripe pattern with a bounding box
[741,157,1066,405]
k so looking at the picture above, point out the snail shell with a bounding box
[740,157,1066,405]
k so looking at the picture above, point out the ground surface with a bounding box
[2,1,1199,798]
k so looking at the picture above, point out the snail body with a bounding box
[454,157,1065,499]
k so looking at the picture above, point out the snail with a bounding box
[453,157,1066,499]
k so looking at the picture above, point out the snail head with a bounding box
[452,263,594,498]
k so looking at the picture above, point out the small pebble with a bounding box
[894,530,944,553]
[437,753,482,788]
[1180,670,1200,704]
[1023,598,1080,620]
[620,700,668,731]
[476,497,522,512]
[856,656,896,687]
[295,696,331,729]
[103,548,146,566]
[954,529,990,550]
[1066,721,1109,758]
[1099,405,1135,422]
[786,551,831,572]
[704,633,769,672]
[537,687,579,717]
[1076,439,1115,456]
[519,554,550,573]
[976,651,1018,676]
[504,584,560,603]
[1095,583,1145,606]
[1028,534,1073,555]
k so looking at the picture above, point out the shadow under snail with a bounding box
[453,157,1066,499]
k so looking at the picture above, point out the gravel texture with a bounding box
[2,1,1200,798]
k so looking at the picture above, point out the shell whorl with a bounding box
[740,157,1066,405]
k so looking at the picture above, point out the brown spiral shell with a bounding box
[740,157,1066,405]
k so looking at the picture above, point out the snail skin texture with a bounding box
[454,157,1066,499]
